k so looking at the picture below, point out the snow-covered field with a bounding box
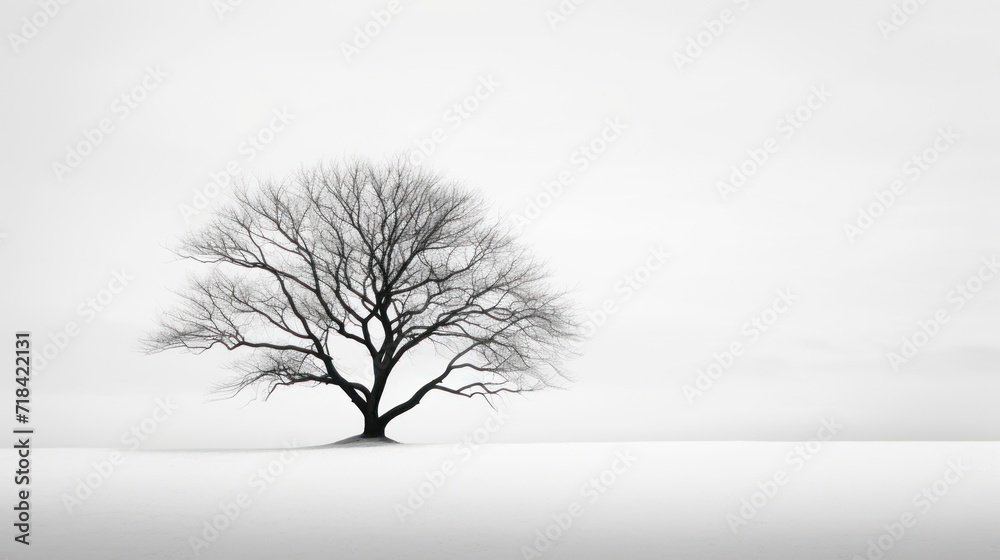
[4,442,998,559]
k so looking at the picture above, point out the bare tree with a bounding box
[144,158,579,440]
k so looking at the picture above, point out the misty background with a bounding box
[1,0,998,447]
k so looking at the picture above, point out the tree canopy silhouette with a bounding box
[144,158,579,439]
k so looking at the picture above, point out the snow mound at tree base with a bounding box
[324,435,400,447]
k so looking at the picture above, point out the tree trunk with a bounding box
[361,413,386,439]
[359,362,390,439]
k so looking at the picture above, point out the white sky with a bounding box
[1,0,998,447]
